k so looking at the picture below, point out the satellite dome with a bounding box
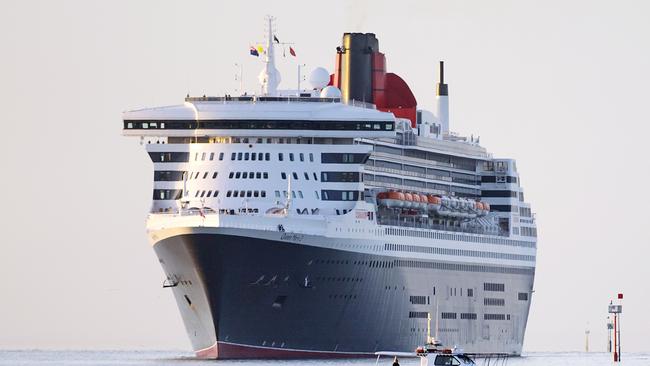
[320,85,342,98]
[309,67,330,89]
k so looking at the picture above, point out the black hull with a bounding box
[154,231,533,359]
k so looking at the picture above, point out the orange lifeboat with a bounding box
[403,192,414,209]
[411,193,421,210]
[483,203,490,212]
[427,195,442,213]
[377,191,404,208]
[475,202,484,210]
[419,194,429,210]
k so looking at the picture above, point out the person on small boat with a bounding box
[392,356,400,366]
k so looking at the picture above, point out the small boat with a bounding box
[375,312,476,366]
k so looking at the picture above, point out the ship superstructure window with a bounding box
[281,172,287,179]
[484,298,505,306]
[441,312,457,319]
[153,189,183,200]
[481,190,517,198]
[219,152,224,160]
[484,283,505,292]
[490,205,516,212]
[125,119,394,131]
[460,313,477,320]
[321,190,363,201]
[148,152,189,162]
[289,153,294,161]
[518,292,529,301]
[212,172,218,179]
[292,172,298,180]
[484,314,506,320]
[519,207,532,217]
[279,153,284,161]
[321,153,368,164]
[481,175,517,183]
[321,172,361,182]
[154,171,185,181]
[202,172,208,179]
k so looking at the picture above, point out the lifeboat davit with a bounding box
[427,195,442,213]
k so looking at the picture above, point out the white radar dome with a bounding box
[320,85,342,98]
[309,67,330,89]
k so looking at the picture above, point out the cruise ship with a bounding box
[122,21,537,359]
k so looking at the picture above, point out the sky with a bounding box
[1,0,649,353]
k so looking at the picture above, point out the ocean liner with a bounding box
[122,20,537,359]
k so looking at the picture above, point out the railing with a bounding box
[377,215,507,237]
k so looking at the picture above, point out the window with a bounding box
[233,191,239,197]
[278,153,283,161]
[275,191,281,198]
[409,296,427,305]
[518,292,529,301]
[244,153,249,161]
[152,189,183,200]
[202,172,208,179]
[434,356,461,366]
[321,171,361,182]
[441,312,457,319]
[484,283,505,292]
[206,190,212,197]
[237,152,242,160]
[249,172,254,179]
[263,172,268,179]
[254,191,259,197]
[289,153,294,161]
[321,153,368,164]
[265,153,270,161]
[292,172,298,180]
[256,172,261,179]
[304,172,309,180]
[209,152,214,161]
[281,172,287,179]
[194,152,198,161]
[313,172,318,181]
[460,313,477,320]
[484,298,505,306]
[315,191,320,199]
[231,152,236,160]
[242,172,248,179]
[291,191,296,198]
[212,172,218,179]
[309,153,314,162]
[246,191,252,197]
[148,152,190,163]
[201,152,206,161]
[298,191,303,198]
[261,191,266,198]
[467,288,473,297]
[299,153,304,162]
[321,190,362,201]
[251,153,256,161]
[194,191,200,197]
[226,191,232,197]
[153,171,185,181]
[229,172,234,179]
[235,172,241,179]
[219,152,224,160]
[484,314,506,320]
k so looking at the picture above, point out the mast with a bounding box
[258,16,281,96]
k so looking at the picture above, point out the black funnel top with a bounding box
[437,61,448,96]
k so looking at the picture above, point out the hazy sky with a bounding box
[1,0,649,353]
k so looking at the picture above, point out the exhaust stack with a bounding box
[436,61,449,134]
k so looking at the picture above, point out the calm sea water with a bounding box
[0,351,648,366]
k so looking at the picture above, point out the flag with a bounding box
[618,293,623,299]
[273,35,280,43]
[249,46,259,57]
[289,46,296,57]
[257,45,264,54]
